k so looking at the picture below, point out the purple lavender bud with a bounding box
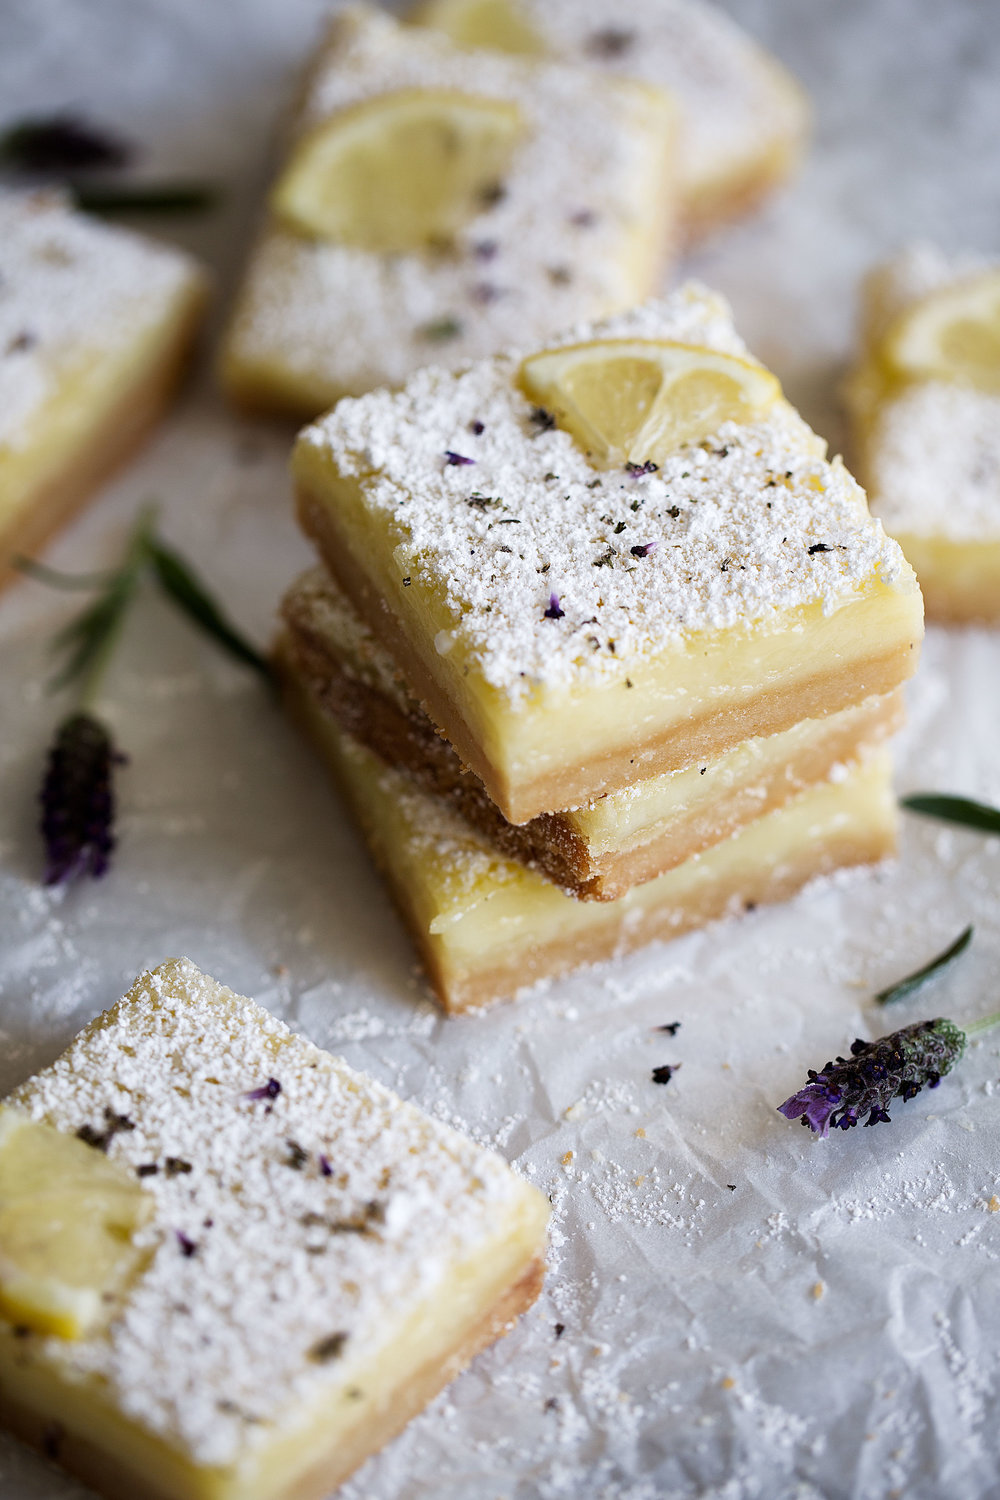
[543,592,565,620]
[445,451,475,466]
[625,460,658,476]
[39,712,123,885]
[318,1153,333,1178]
[244,1078,282,1102]
[778,1018,967,1137]
[630,542,658,558]
[175,1231,198,1258]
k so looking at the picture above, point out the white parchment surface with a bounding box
[1,2,1000,1497]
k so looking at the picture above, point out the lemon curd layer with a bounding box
[281,567,904,900]
[0,960,548,1500]
[847,245,1000,624]
[409,0,808,239]
[220,5,677,417]
[287,675,898,1013]
[294,286,923,825]
[0,190,207,587]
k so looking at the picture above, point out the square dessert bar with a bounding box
[0,959,548,1500]
[0,190,207,590]
[293,284,924,826]
[409,0,808,241]
[281,661,898,1012]
[279,566,905,901]
[846,245,1000,624]
[220,5,677,418]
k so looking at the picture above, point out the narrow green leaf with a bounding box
[71,182,219,215]
[901,793,1000,834]
[875,925,974,1006]
[146,538,271,681]
[12,555,116,591]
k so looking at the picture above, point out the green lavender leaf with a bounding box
[875,925,974,1006]
[47,512,154,698]
[901,793,1000,833]
[71,182,219,215]
[145,537,271,681]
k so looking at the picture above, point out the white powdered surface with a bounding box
[861,246,1000,543]
[0,190,201,449]
[2,2,1000,1499]
[480,0,806,195]
[227,7,673,396]
[303,285,907,696]
[9,957,529,1466]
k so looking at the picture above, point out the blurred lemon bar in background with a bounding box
[220,4,678,419]
[0,189,207,590]
[409,0,808,242]
[846,244,1000,624]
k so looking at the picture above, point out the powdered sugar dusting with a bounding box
[226,7,674,399]
[301,284,910,697]
[6,958,538,1466]
[0,189,201,450]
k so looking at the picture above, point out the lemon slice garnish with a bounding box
[409,0,545,57]
[272,87,525,253]
[883,269,1000,393]
[518,339,781,467]
[0,1107,153,1339]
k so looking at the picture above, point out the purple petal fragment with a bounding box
[445,450,475,466]
[244,1077,281,1102]
[543,592,564,620]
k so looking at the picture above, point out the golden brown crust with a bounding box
[0,279,208,593]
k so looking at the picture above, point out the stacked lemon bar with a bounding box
[846,245,1000,624]
[279,283,923,1012]
[0,959,549,1499]
[409,0,808,241]
[0,189,206,588]
[220,5,678,417]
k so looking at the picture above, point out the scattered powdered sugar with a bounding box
[302,284,909,698]
[7,957,537,1467]
[0,189,200,450]
[227,7,673,397]
[509,0,806,196]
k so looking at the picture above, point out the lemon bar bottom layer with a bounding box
[278,574,904,898]
[0,960,548,1500]
[285,670,898,1012]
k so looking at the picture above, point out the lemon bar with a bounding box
[293,284,923,826]
[283,664,898,1012]
[846,244,1000,624]
[279,565,905,900]
[220,5,677,418]
[409,0,807,242]
[0,959,548,1500]
[0,189,207,590]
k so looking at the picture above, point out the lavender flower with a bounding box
[244,1078,282,1102]
[543,592,565,620]
[40,712,122,884]
[778,1018,968,1136]
[444,450,475,466]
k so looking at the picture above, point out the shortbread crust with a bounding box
[294,285,923,824]
[0,190,207,589]
[847,245,1000,624]
[279,567,905,899]
[284,671,898,1012]
[220,5,677,417]
[0,959,548,1499]
[411,0,808,240]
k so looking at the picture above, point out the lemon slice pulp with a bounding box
[883,269,1000,393]
[0,1107,153,1338]
[518,339,782,467]
[410,0,545,57]
[272,88,524,252]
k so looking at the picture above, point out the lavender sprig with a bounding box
[40,712,122,883]
[777,1014,1000,1137]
